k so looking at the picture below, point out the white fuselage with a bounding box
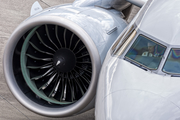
[95,0,180,119]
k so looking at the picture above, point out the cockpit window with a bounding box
[125,35,166,70]
[163,48,180,74]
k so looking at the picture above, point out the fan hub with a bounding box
[53,48,76,72]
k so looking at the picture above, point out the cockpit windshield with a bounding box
[163,48,180,74]
[125,35,166,70]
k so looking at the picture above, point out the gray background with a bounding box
[0,0,139,119]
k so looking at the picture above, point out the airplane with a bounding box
[5,0,179,119]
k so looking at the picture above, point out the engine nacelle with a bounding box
[3,3,127,117]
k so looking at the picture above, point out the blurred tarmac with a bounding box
[0,0,139,119]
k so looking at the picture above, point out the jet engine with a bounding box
[3,1,128,117]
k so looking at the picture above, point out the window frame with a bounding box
[162,48,180,75]
[124,34,167,70]
[112,25,135,56]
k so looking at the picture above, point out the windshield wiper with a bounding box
[171,74,180,77]
[138,65,148,71]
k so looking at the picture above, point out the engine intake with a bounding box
[19,24,92,105]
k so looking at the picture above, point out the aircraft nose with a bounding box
[95,57,180,120]
[103,90,180,120]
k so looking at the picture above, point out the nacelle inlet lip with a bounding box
[3,15,101,117]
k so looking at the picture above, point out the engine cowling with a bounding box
[3,4,127,117]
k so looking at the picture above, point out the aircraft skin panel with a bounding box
[138,0,180,46]
[103,90,180,120]
[72,0,148,9]
[73,0,131,10]
[96,57,180,119]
